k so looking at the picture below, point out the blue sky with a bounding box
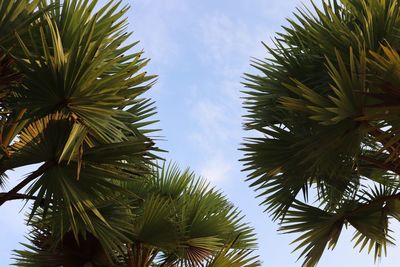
[1,1,400,266]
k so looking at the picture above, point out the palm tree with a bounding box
[14,163,260,267]
[0,0,158,252]
[0,0,260,266]
[243,0,400,266]
[0,0,157,205]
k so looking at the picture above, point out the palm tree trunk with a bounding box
[127,243,135,267]
[136,242,141,267]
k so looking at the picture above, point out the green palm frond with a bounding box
[280,201,345,267]
[130,195,178,248]
[280,185,400,266]
[243,0,400,265]
[0,0,158,208]
[207,241,260,267]
[0,1,160,263]
[20,130,151,237]
[0,0,49,48]
[13,1,156,143]
[14,162,259,266]
[1,0,260,266]
[149,162,193,198]
[128,162,258,266]
[13,197,134,266]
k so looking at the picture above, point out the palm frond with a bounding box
[243,0,400,265]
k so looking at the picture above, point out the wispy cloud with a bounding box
[191,99,233,142]
[200,155,232,183]
[128,0,188,66]
[186,11,270,183]
[197,12,266,67]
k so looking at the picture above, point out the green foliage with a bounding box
[0,1,259,266]
[0,0,49,48]
[243,0,400,265]
[0,0,157,252]
[13,163,260,266]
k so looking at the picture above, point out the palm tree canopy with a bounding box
[0,1,260,266]
[14,163,260,267]
[243,0,400,266]
[0,0,158,260]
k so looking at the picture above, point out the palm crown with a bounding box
[14,163,259,266]
[0,0,157,236]
[0,0,260,266]
[243,0,400,266]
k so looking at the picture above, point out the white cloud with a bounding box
[127,0,189,66]
[197,13,265,66]
[258,0,304,18]
[188,13,265,183]
[192,99,231,140]
[188,90,243,184]
[258,0,324,19]
[200,156,232,184]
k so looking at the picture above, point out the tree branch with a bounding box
[358,155,400,175]
[369,128,400,159]
[348,193,400,215]
[0,161,53,206]
[0,192,36,201]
